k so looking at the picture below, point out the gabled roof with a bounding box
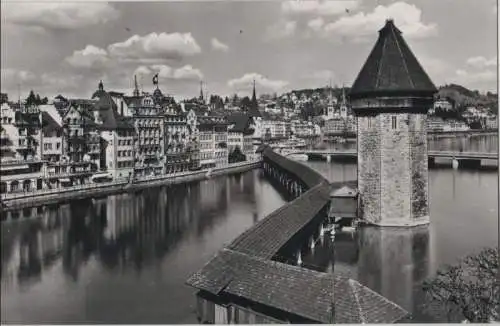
[187,248,409,324]
[350,19,437,99]
[41,111,62,135]
[95,93,134,130]
[227,113,254,133]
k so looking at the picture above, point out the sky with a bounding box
[0,0,498,101]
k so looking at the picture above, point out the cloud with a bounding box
[228,73,288,92]
[322,2,437,40]
[108,32,202,62]
[454,69,496,83]
[65,45,110,70]
[264,21,297,40]
[466,56,497,69]
[1,68,37,84]
[308,17,325,32]
[2,2,119,30]
[134,64,203,80]
[281,0,360,16]
[309,69,335,81]
[211,38,229,52]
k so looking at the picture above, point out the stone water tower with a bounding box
[349,19,437,226]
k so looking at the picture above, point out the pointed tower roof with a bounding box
[248,79,261,118]
[349,19,437,100]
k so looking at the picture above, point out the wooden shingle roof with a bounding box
[350,19,437,100]
[228,183,331,259]
[187,249,409,324]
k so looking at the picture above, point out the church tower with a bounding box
[349,19,437,226]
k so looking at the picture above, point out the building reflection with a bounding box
[356,226,431,314]
[1,171,262,290]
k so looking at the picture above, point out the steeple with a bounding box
[349,19,437,100]
[199,80,204,102]
[248,79,261,118]
[133,75,140,97]
[251,79,257,104]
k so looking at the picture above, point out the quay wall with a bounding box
[1,160,260,212]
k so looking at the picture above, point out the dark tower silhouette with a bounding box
[350,19,437,226]
[248,79,261,118]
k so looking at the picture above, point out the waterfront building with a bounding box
[94,91,136,180]
[124,86,165,177]
[0,102,46,193]
[185,108,201,169]
[227,113,255,159]
[40,111,63,163]
[349,19,437,226]
[484,114,498,130]
[323,116,346,135]
[426,117,470,132]
[197,115,229,169]
[162,91,192,174]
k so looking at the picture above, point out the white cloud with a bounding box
[173,65,203,80]
[1,68,37,84]
[108,32,202,62]
[228,73,288,92]
[466,56,497,69]
[2,2,119,30]
[134,64,203,81]
[211,38,229,52]
[282,0,360,16]
[309,69,335,80]
[322,2,437,40]
[454,69,496,82]
[65,45,110,70]
[264,21,297,40]
[308,17,325,32]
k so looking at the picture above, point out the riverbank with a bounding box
[0,160,261,212]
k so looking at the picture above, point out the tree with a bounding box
[240,96,251,109]
[422,247,499,323]
[25,90,37,106]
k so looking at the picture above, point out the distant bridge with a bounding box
[281,149,498,161]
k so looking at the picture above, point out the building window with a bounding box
[392,116,397,129]
[367,118,372,129]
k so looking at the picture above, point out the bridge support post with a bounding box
[297,250,302,266]
[326,155,331,163]
[428,157,435,168]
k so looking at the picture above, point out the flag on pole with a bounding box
[153,73,159,86]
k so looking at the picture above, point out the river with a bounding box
[1,134,498,323]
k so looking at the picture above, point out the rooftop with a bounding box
[187,248,408,324]
[350,19,437,99]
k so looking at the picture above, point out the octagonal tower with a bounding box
[349,19,437,227]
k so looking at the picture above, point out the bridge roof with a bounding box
[186,248,409,324]
[350,19,437,99]
[263,147,327,188]
[228,183,331,259]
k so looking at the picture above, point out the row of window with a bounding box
[117,161,134,168]
[118,139,133,146]
[43,143,61,150]
[117,150,133,157]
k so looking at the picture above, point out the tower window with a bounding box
[392,116,397,129]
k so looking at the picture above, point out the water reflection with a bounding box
[1,170,287,324]
[320,134,498,154]
[299,226,432,320]
[357,227,431,314]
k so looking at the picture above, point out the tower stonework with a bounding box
[349,20,437,227]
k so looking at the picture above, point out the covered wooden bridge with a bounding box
[186,146,409,324]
